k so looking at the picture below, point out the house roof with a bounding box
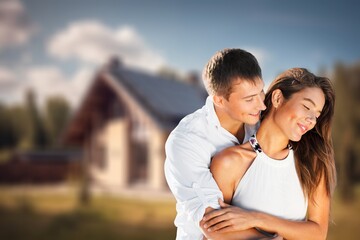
[109,65,206,129]
[62,59,207,145]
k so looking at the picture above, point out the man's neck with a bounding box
[234,125,245,143]
[215,106,245,143]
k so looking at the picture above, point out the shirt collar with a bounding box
[205,96,258,145]
[205,96,222,128]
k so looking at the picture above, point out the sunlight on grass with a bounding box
[0,186,176,240]
[328,186,360,240]
[0,185,359,239]
[92,195,176,227]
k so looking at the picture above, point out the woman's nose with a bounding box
[306,114,317,124]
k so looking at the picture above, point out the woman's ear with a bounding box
[271,89,283,109]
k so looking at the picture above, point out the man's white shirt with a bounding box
[164,96,258,240]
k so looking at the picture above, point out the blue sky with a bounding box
[0,0,359,107]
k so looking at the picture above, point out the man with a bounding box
[164,48,266,239]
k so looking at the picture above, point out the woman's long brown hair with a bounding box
[261,68,336,201]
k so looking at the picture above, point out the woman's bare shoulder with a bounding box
[211,142,256,173]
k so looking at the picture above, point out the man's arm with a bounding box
[201,200,280,240]
[164,131,223,226]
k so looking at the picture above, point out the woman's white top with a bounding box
[232,135,308,221]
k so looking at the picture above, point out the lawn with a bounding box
[0,185,359,240]
[327,186,360,240]
[0,186,176,240]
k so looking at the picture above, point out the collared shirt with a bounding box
[164,96,259,240]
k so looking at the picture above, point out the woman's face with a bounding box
[274,87,326,142]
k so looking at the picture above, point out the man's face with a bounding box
[218,77,266,125]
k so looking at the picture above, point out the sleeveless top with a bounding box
[231,134,308,221]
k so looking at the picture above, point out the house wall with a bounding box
[104,74,169,191]
[91,118,130,189]
[147,128,168,190]
[85,73,173,192]
[127,102,168,191]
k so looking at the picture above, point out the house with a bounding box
[62,58,206,192]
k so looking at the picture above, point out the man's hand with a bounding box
[201,199,256,234]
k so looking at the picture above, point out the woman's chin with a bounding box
[290,134,302,142]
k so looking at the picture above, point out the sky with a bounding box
[0,0,359,108]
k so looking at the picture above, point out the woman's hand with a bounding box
[201,199,257,234]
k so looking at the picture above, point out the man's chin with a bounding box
[245,118,260,125]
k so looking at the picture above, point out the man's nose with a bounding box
[256,95,266,110]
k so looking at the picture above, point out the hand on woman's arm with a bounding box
[202,176,330,240]
[201,199,259,233]
[201,145,274,239]
[201,225,270,240]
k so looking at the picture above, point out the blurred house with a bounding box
[62,58,206,192]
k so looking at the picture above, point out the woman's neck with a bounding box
[256,118,290,159]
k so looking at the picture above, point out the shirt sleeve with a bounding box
[164,131,223,225]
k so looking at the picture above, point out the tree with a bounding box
[6,105,32,149]
[157,66,183,81]
[25,89,47,148]
[0,103,16,149]
[44,96,71,147]
[332,62,360,201]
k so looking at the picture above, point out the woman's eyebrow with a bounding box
[304,98,316,107]
[304,98,322,114]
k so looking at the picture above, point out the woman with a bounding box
[200,68,336,239]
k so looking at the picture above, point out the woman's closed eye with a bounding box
[303,104,320,120]
[303,104,310,110]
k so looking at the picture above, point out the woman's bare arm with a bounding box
[201,144,268,240]
[202,176,330,240]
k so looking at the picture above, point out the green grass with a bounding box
[0,186,176,240]
[328,186,360,240]
[0,185,359,240]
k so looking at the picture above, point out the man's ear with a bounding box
[213,95,224,107]
[271,89,283,108]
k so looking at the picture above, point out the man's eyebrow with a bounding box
[242,93,257,99]
[242,90,264,99]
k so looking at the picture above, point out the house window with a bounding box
[129,113,149,183]
[93,145,106,170]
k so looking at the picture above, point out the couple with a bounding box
[164,48,336,239]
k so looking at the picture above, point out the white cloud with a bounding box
[0,66,17,86]
[25,66,93,108]
[48,20,166,72]
[0,66,93,108]
[0,0,36,50]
